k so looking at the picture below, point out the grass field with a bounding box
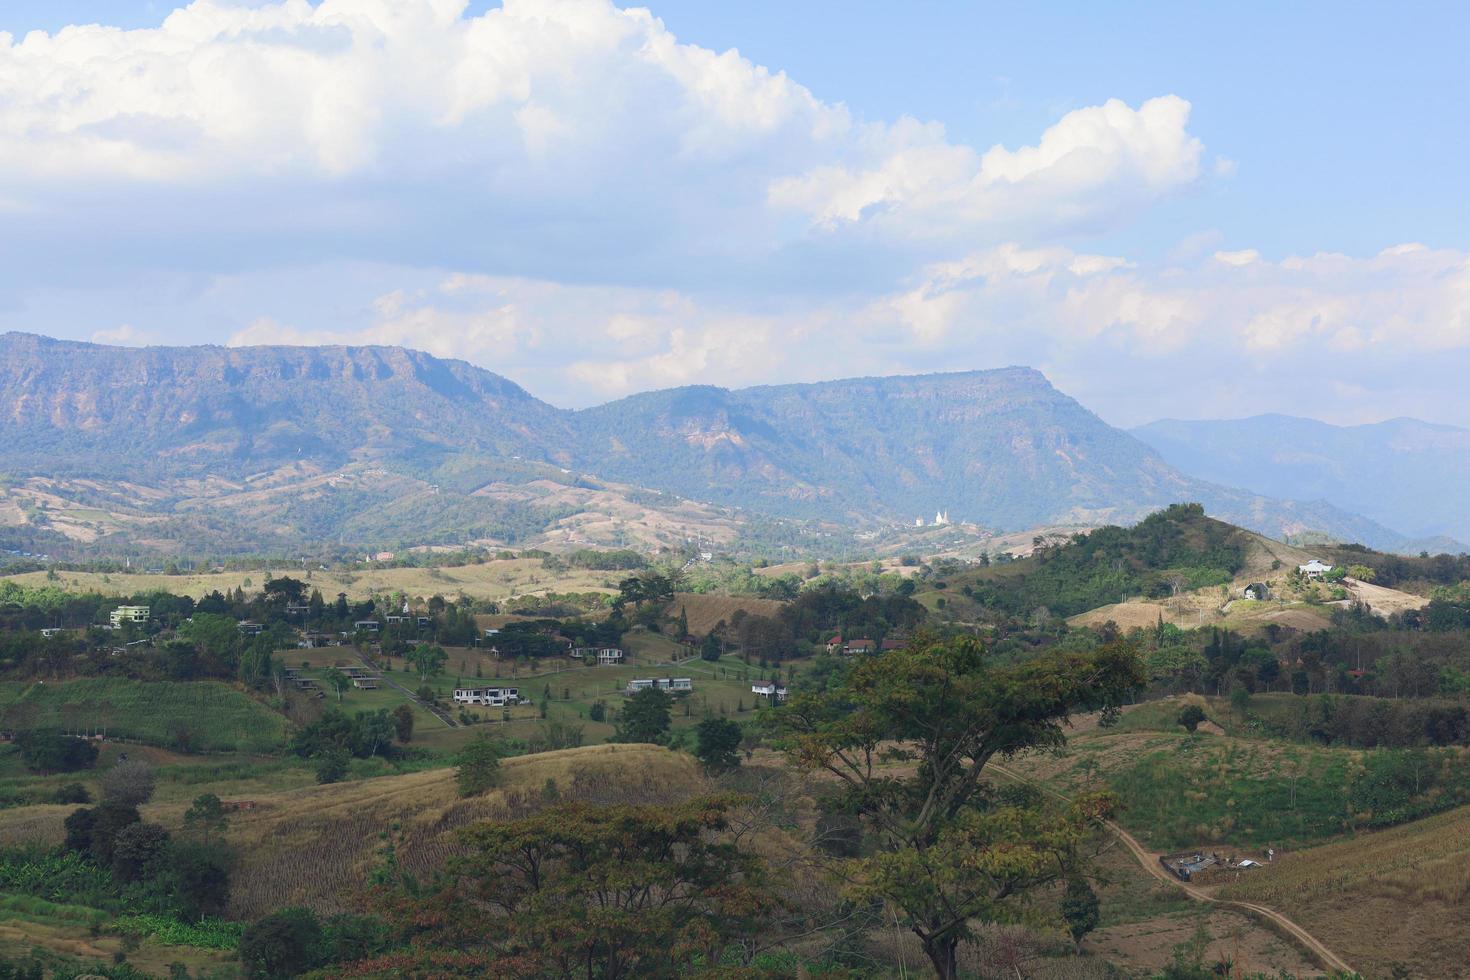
[0,679,290,753]
[0,558,618,602]
[0,742,705,920]
[1220,803,1470,978]
[1007,699,1430,852]
[666,592,787,635]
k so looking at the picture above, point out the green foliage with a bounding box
[100,758,156,807]
[615,687,673,743]
[693,717,743,772]
[13,730,98,773]
[314,749,349,785]
[1176,704,1207,733]
[1061,876,1100,946]
[0,679,289,753]
[240,907,323,979]
[775,634,1145,979]
[442,797,778,979]
[962,504,1246,618]
[182,793,229,845]
[113,913,242,950]
[455,733,504,797]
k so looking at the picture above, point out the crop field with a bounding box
[1007,716,1391,851]
[0,679,290,753]
[1220,803,1470,978]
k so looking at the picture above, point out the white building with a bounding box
[625,677,693,694]
[752,680,788,702]
[1298,559,1334,580]
[109,605,150,629]
[453,686,520,707]
[574,647,624,665]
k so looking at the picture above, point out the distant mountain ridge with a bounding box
[1133,413,1470,549]
[0,332,1420,553]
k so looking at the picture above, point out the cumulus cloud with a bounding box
[0,0,1203,289]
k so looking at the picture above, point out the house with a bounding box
[285,603,311,618]
[625,678,693,694]
[353,620,381,633]
[845,638,876,655]
[417,616,432,629]
[752,680,788,702]
[1243,583,1270,601]
[352,676,380,689]
[237,621,264,637]
[385,615,408,626]
[109,605,150,629]
[576,647,624,665]
[39,628,62,639]
[825,635,844,654]
[1298,559,1334,580]
[880,638,905,652]
[453,686,521,707]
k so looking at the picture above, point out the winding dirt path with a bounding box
[990,763,1355,976]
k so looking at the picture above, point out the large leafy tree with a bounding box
[774,634,1144,979]
[615,687,672,743]
[413,796,779,979]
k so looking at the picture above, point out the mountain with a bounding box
[0,332,574,481]
[575,370,1403,545]
[1133,414,1470,550]
[0,333,1418,555]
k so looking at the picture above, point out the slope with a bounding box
[1133,413,1470,547]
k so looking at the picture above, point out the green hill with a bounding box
[0,679,289,753]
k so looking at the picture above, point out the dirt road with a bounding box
[990,763,1355,976]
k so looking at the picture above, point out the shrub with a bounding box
[54,783,91,805]
[455,734,503,798]
[1177,704,1207,733]
[101,759,156,807]
[111,823,171,883]
[15,730,98,774]
[314,750,350,785]
[240,907,323,979]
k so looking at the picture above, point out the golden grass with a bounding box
[667,593,787,636]
[1219,804,1470,977]
[1,560,616,602]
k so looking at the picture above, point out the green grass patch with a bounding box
[0,679,290,753]
[113,914,242,950]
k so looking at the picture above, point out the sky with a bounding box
[1,0,1468,426]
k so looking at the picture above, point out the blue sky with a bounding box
[1,0,1468,425]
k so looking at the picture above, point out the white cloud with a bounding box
[0,0,1203,282]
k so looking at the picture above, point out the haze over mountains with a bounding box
[1134,414,1470,550]
[0,332,1439,555]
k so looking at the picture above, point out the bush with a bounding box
[15,731,98,774]
[240,907,323,979]
[455,734,503,798]
[101,759,156,807]
[54,783,91,805]
[1177,704,1207,733]
[314,749,350,785]
[111,823,171,883]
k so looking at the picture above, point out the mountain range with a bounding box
[0,332,1441,557]
[1133,414,1470,550]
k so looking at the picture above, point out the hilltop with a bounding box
[0,333,1414,557]
[1134,413,1470,549]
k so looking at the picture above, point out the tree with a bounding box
[163,840,232,920]
[774,635,1144,979]
[391,704,415,744]
[240,907,323,979]
[1177,704,1207,733]
[315,749,349,785]
[693,717,743,773]
[112,822,171,883]
[1061,876,1101,950]
[15,730,98,774]
[441,797,778,978]
[101,758,156,807]
[322,667,350,703]
[455,733,503,797]
[615,687,672,743]
[184,793,230,845]
[407,644,448,680]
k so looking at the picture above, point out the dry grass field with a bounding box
[0,743,706,920]
[1,558,618,602]
[1220,803,1470,978]
[666,592,787,635]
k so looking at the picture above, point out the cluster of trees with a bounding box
[1264,694,1470,749]
[289,707,408,782]
[59,759,232,921]
[964,505,1245,619]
